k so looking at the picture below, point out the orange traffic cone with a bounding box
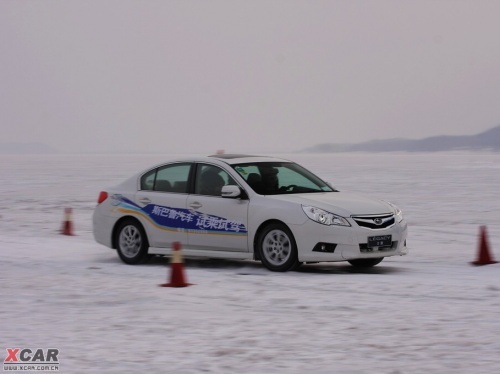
[160,241,192,287]
[471,226,497,265]
[60,207,75,236]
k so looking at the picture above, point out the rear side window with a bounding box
[140,169,157,190]
[140,163,192,193]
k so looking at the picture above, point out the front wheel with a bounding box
[348,257,384,268]
[257,223,299,272]
[115,219,149,264]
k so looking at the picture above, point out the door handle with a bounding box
[139,198,151,205]
[189,202,203,209]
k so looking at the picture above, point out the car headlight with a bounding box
[301,205,351,226]
[386,201,404,222]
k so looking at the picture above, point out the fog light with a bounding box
[312,242,337,253]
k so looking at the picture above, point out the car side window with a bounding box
[195,164,236,196]
[277,166,318,189]
[140,163,191,193]
[233,162,331,194]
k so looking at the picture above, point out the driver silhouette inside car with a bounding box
[199,170,225,196]
[259,167,279,194]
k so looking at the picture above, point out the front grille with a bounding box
[352,214,394,229]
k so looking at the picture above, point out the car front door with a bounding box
[133,162,192,247]
[186,163,249,252]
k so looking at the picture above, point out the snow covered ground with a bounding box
[1,152,500,373]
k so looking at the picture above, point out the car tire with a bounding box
[257,223,299,272]
[115,219,149,265]
[348,257,384,268]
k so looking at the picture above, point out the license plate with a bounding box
[367,235,392,248]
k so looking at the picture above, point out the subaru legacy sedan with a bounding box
[93,154,408,271]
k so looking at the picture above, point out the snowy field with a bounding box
[1,152,500,373]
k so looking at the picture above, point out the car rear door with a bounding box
[133,162,192,248]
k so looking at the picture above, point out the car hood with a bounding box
[271,192,393,216]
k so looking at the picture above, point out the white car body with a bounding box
[93,154,408,271]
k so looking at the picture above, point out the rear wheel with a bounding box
[115,219,149,264]
[348,257,384,268]
[258,223,299,272]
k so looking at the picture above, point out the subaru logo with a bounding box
[374,218,383,225]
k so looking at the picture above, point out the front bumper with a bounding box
[291,218,408,263]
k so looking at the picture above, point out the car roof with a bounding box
[206,154,291,165]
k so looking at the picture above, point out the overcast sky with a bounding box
[1,1,500,154]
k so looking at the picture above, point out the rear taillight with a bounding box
[97,191,108,204]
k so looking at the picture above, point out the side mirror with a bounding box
[221,185,241,198]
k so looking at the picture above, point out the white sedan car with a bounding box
[93,154,408,271]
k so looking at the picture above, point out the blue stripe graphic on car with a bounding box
[114,195,247,235]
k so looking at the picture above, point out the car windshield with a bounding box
[232,162,335,195]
